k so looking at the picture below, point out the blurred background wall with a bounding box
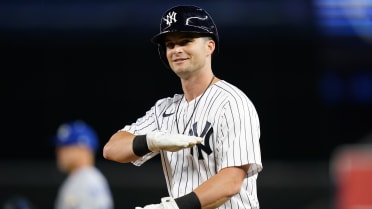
[1,0,371,208]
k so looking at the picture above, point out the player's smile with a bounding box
[172,58,189,63]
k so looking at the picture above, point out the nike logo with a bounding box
[162,112,175,117]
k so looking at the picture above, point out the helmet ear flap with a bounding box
[158,44,170,69]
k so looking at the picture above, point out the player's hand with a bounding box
[135,197,179,209]
[146,130,203,152]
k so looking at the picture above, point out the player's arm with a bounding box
[135,165,249,209]
[193,164,249,209]
[103,130,139,163]
[103,130,203,163]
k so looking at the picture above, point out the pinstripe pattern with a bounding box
[124,80,262,209]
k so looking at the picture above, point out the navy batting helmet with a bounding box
[151,5,219,69]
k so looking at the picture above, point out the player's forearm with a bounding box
[103,131,139,163]
[194,165,248,209]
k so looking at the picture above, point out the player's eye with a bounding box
[179,39,192,46]
[165,42,175,49]
[165,39,193,49]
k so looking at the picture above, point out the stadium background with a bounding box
[1,0,371,208]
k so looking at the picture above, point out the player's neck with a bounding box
[182,74,216,102]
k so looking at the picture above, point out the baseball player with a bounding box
[53,120,114,209]
[103,5,263,209]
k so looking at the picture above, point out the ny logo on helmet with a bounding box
[163,11,177,26]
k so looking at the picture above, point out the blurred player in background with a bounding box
[53,120,114,209]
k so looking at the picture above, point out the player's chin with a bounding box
[172,67,192,78]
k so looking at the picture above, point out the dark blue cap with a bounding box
[53,120,99,152]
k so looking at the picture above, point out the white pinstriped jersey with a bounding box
[123,80,262,209]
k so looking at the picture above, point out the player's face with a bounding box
[56,146,83,173]
[164,32,214,77]
[56,147,72,173]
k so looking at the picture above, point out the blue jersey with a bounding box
[55,167,114,209]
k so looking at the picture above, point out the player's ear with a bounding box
[206,38,215,56]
